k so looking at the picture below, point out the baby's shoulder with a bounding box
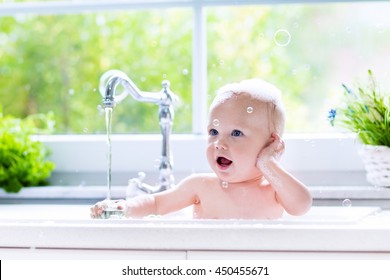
[184,173,218,182]
[180,173,219,188]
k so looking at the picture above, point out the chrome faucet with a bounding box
[99,70,177,194]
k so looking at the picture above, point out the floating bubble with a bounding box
[137,171,146,180]
[182,69,189,75]
[68,89,75,95]
[259,32,265,40]
[154,158,161,168]
[221,181,228,189]
[273,29,291,47]
[247,106,254,114]
[376,23,385,34]
[213,119,220,126]
[342,198,352,207]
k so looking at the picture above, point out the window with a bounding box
[1,5,193,133]
[1,1,389,134]
[1,1,389,193]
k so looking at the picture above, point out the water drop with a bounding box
[154,158,161,168]
[273,29,291,47]
[259,32,265,40]
[376,23,385,34]
[213,119,220,126]
[247,106,254,114]
[137,172,146,180]
[221,181,228,189]
[342,198,352,207]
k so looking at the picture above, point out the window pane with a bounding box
[207,2,390,133]
[0,9,192,134]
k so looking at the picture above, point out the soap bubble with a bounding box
[154,158,161,168]
[342,198,352,207]
[213,119,220,126]
[259,32,265,40]
[376,23,385,33]
[137,172,146,180]
[221,181,228,189]
[247,106,254,114]
[182,69,189,75]
[273,29,291,47]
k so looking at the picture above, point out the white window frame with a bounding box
[1,1,387,204]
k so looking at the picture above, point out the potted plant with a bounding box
[0,109,56,193]
[328,70,390,187]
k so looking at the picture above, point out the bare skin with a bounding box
[91,91,312,219]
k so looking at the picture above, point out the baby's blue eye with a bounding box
[231,130,243,137]
[209,128,219,136]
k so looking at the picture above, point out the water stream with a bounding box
[105,107,113,200]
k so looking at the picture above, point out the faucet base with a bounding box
[127,178,173,197]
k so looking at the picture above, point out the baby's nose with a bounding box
[215,139,227,150]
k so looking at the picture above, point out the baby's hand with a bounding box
[256,133,285,170]
[90,199,127,219]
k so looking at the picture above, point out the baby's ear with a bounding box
[270,131,279,141]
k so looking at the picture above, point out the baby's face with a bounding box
[206,93,271,183]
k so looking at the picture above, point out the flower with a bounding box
[327,108,337,127]
[328,70,390,147]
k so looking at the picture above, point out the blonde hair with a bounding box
[210,78,286,135]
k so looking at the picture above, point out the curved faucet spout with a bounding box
[99,70,166,108]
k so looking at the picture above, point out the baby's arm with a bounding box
[90,175,199,219]
[90,197,155,219]
[257,133,312,216]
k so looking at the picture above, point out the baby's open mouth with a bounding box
[217,156,233,168]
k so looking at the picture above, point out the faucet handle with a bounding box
[161,80,178,105]
[137,171,146,181]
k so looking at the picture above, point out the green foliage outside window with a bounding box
[1,3,390,134]
[0,9,193,133]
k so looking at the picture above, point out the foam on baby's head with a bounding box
[210,78,286,135]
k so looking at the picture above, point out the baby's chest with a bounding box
[197,187,282,219]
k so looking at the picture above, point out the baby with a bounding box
[90,79,312,219]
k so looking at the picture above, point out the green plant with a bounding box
[0,109,56,193]
[328,70,390,147]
